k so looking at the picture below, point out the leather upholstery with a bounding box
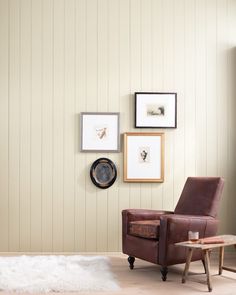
[122,177,224,274]
[158,214,218,265]
[174,177,224,217]
[129,220,160,239]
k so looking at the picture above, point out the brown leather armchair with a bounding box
[122,177,224,281]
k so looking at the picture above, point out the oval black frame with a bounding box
[90,158,117,189]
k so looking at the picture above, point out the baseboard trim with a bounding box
[0,251,125,256]
[0,251,235,259]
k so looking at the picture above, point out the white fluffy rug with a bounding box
[0,255,120,293]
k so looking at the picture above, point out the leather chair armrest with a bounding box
[158,214,219,265]
[122,209,174,236]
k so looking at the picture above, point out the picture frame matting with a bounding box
[123,132,164,182]
[135,92,177,128]
[80,112,120,152]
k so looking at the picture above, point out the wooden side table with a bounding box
[176,235,236,292]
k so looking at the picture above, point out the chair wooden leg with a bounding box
[128,256,135,270]
[160,266,168,281]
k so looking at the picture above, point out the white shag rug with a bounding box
[0,255,120,293]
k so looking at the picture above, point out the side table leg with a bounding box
[182,248,193,284]
[219,246,224,275]
[204,249,212,292]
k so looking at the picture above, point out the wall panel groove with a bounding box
[0,0,10,251]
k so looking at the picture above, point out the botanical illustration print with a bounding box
[146,104,165,116]
[139,147,150,163]
[95,125,108,140]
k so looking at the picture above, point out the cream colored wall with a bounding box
[0,0,236,252]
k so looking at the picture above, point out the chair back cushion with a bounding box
[174,177,224,217]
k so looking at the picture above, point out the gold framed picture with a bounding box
[123,132,164,183]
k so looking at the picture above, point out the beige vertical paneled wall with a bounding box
[0,0,236,252]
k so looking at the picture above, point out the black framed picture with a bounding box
[135,92,177,128]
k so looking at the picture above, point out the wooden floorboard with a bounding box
[0,252,235,295]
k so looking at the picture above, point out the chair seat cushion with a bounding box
[129,220,160,239]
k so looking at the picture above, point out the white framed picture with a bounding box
[80,112,120,152]
[123,132,164,182]
[135,92,177,128]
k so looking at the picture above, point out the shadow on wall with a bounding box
[75,113,80,153]
[227,47,236,234]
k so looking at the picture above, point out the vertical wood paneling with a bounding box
[85,0,98,252]
[173,0,185,206]
[19,0,31,251]
[140,0,152,209]
[31,0,42,251]
[162,0,174,210]
[97,0,108,252]
[227,0,236,235]
[63,0,75,251]
[0,0,236,252]
[195,0,207,176]
[53,0,64,251]
[8,0,20,251]
[216,0,228,233]
[151,0,164,209]
[117,0,130,250]
[141,0,152,91]
[107,0,120,251]
[0,0,9,251]
[42,0,53,252]
[97,0,108,113]
[109,2,120,250]
[129,0,141,210]
[108,153,119,251]
[185,0,196,178]
[75,0,86,252]
[206,0,217,176]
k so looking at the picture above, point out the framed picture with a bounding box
[123,132,164,182]
[80,112,120,152]
[135,92,177,128]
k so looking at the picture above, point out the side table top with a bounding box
[175,235,236,250]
